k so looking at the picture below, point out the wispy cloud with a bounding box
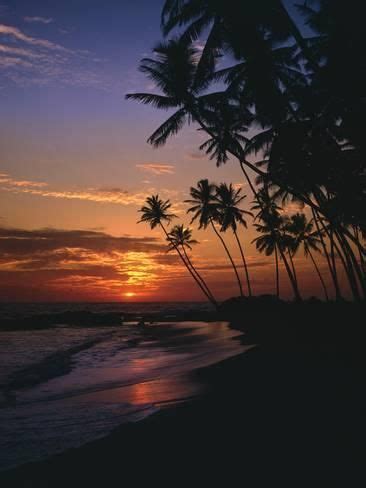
[24,16,53,25]
[0,55,32,68]
[0,43,44,58]
[0,24,67,51]
[0,172,179,207]
[0,23,120,91]
[0,173,47,188]
[136,163,175,175]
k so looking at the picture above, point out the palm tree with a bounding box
[161,0,317,76]
[251,187,282,297]
[281,216,300,291]
[286,213,329,301]
[252,218,281,299]
[138,195,217,306]
[252,210,301,301]
[167,224,217,305]
[126,39,217,149]
[160,1,366,262]
[215,183,253,296]
[125,37,275,199]
[130,2,366,303]
[185,179,244,297]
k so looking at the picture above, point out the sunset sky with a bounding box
[0,0,340,302]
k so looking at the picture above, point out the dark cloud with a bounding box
[0,227,163,255]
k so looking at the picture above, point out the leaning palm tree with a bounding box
[281,216,300,291]
[125,39,217,149]
[138,195,217,306]
[253,211,301,301]
[286,213,329,301]
[185,179,243,297]
[251,188,282,297]
[215,183,253,296]
[252,219,281,299]
[167,224,217,305]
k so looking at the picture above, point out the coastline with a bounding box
[2,301,366,486]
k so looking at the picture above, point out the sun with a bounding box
[124,292,136,298]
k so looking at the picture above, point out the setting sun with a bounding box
[125,292,136,298]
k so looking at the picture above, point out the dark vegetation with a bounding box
[129,0,366,305]
[2,1,366,485]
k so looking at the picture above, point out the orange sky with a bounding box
[0,2,348,302]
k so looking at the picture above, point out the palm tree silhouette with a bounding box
[126,39,215,148]
[286,213,329,301]
[138,195,217,306]
[252,217,281,299]
[215,183,253,296]
[167,224,217,305]
[185,179,243,297]
[251,188,282,297]
[159,1,366,261]
[252,199,301,301]
[282,216,300,291]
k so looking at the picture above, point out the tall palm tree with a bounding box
[251,187,282,297]
[253,211,301,301]
[167,224,217,305]
[160,1,366,261]
[252,219,281,299]
[286,213,329,301]
[126,39,217,149]
[161,0,317,76]
[138,195,217,306]
[215,183,253,296]
[281,216,300,290]
[125,37,275,197]
[185,179,244,297]
[311,207,342,300]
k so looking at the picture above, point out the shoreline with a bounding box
[2,301,366,486]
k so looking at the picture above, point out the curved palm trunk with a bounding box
[288,251,298,288]
[275,245,280,298]
[312,208,342,300]
[239,161,258,200]
[336,230,366,300]
[210,219,243,297]
[321,220,360,302]
[160,223,218,308]
[329,230,343,297]
[181,245,218,306]
[278,246,302,301]
[354,226,366,278]
[332,231,360,301]
[194,113,366,258]
[233,229,252,297]
[307,248,329,302]
[315,191,363,300]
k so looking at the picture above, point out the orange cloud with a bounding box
[0,227,185,301]
[0,173,179,206]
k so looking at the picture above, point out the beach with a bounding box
[1,300,366,486]
[0,303,244,472]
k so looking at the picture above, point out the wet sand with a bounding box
[2,301,366,487]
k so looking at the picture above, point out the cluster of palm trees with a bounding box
[130,0,366,303]
[139,180,332,305]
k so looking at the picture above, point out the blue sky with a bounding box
[0,1,329,301]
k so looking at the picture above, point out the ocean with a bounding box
[0,302,246,471]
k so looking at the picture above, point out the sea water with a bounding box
[0,303,246,471]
